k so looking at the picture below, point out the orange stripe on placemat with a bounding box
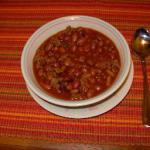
[0,8,150,14]
[0,116,141,127]
[1,126,150,146]
[0,106,141,120]
[2,125,150,138]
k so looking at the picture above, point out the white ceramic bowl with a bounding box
[21,15,131,107]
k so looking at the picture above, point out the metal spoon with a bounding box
[133,27,150,127]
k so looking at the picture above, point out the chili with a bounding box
[33,26,120,100]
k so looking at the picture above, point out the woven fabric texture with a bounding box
[0,0,150,146]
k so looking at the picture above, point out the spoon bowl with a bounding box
[133,28,150,59]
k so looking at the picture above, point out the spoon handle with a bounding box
[141,59,150,127]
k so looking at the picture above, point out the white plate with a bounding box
[27,62,133,119]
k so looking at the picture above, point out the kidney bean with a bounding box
[72,80,80,89]
[95,85,101,91]
[53,62,59,67]
[79,56,85,63]
[110,54,115,59]
[95,62,101,68]
[104,46,108,51]
[66,83,73,90]
[91,69,96,76]
[72,33,78,42]
[98,41,103,47]
[68,68,75,75]
[91,42,97,50]
[38,69,44,77]
[40,82,51,90]
[77,38,86,46]
[45,42,53,51]
[87,90,94,98]
[82,67,88,73]
[106,69,114,77]
[48,50,54,57]
[64,58,71,66]
[106,39,110,44]
[54,46,58,51]
[92,53,96,57]
[47,73,52,81]
[110,45,115,50]
[64,36,70,41]
[97,69,102,74]
[87,59,94,66]
[35,62,41,69]
[72,45,77,52]
[38,50,45,57]
[113,59,120,68]
[81,86,88,93]
[45,65,51,72]
[51,78,60,90]
[74,69,81,77]
[59,47,66,53]
[97,36,102,41]
[79,47,84,52]
[96,76,101,82]
[71,89,79,94]
[71,93,82,100]
[106,76,111,86]
[89,78,96,84]
[84,45,90,52]
[98,48,102,53]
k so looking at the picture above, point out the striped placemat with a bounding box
[0,0,150,146]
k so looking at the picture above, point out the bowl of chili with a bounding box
[21,15,131,107]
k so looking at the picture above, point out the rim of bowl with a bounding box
[21,15,131,107]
